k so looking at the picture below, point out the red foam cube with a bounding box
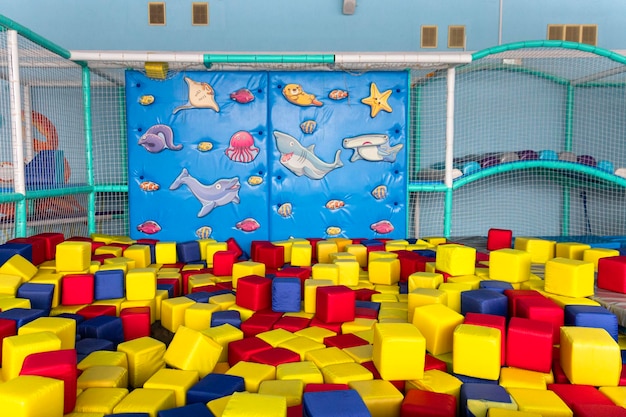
[250,347,301,367]
[397,250,428,281]
[304,383,350,393]
[355,307,378,320]
[251,241,274,263]
[226,237,244,260]
[19,349,77,414]
[256,244,285,270]
[61,273,94,305]
[571,404,626,417]
[315,285,355,324]
[506,317,553,373]
[401,389,457,417]
[354,288,380,302]
[240,311,282,338]
[120,306,152,341]
[0,318,17,363]
[31,232,64,261]
[7,237,46,266]
[228,336,272,366]
[516,296,564,344]
[77,304,117,320]
[323,333,369,349]
[464,312,506,365]
[272,316,311,333]
[597,256,626,293]
[212,250,239,277]
[503,289,546,317]
[424,354,448,372]
[236,275,272,311]
[487,228,513,251]
[548,383,614,409]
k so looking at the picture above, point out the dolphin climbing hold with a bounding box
[169,168,240,217]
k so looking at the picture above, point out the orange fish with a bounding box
[325,200,345,210]
[329,89,348,100]
[139,181,160,191]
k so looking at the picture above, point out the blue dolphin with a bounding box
[169,168,240,217]
[273,131,343,180]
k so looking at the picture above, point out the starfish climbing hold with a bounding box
[361,82,393,118]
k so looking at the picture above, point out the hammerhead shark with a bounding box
[273,131,343,180]
[169,168,240,217]
[342,134,404,163]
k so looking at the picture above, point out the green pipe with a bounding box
[408,183,449,192]
[457,64,569,86]
[564,84,574,152]
[203,54,335,67]
[0,14,74,62]
[27,186,93,199]
[94,185,128,193]
[0,193,24,204]
[443,188,453,238]
[82,66,96,235]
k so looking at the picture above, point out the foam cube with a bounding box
[373,323,425,381]
[56,241,91,272]
[513,237,556,264]
[303,279,333,314]
[0,273,23,296]
[406,368,462,399]
[315,285,355,323]
[555,242,591,260]
[401,389,457,417]
[2,331,62,381]
[346,379,402,417]
[489,249,531,283]
[0,254,38,282]
[258,379,303,407]
[186,372,245,404]
[506,317,553,373]
[74,387,129,414]
[335,259,361,286]
[31,232,64,261]
[176,241,201,264]
[78,315,124,345]
[506,387,572,416]
[120,306,152,341]
[544,257,594,298]
[164,325,223,377]
[582,248,620,271]
[271,278,301,313]
[570,404,626,417]
[251,347,302,367]
[16,282,54,311]
[453,324,501,381]
[278,335,326,361]
[0,375,64,417]
[227,334,272,366]
[408,272,444,291]
[461,289,508,317]
[303,389,371,417]
[236,275,272,311]
[548,383,614,410]
[201,323,243,363]
[412,303,464,356]
[516,296,563,344]
[212,250,238,276]
[232,262,266,289]
[221,391,286,417]
[76,365,128,389]
[226,361,276,393]
[464,312,506,365]
[291,242,313,267]
[154,241,177,264]
[276,361,323,386]
[7,237,46,266]
[125,267,157,301]
[160,296,195,333]
[461,383,517,417]
[61,273,95,305]
[564,304,618,341]
[94,269,125,300]
[321,362,373,385]
[487,228,513,251]
[77,304,117,319]
[560,326,622,386]
[112,388,176,416]
[18,316,76,349]
[256,244,285,269]
[368,258,401,285]
[498,367,548,390]
[116,336,166,388]
[312,263,340,284]
[143,368,199,407]
[435,244,476,276]
[597,256,626,293]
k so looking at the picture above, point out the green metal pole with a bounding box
[0,14,72,60]
[82,67,96,235]
[443,188,453,237]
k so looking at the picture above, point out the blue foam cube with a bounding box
[272,277,301,313]
[16,282,54,311]
[460,383,513,417]
[303,389,370,417]
[78,315,124,345]
[210,310,241,328]
[186,291,212,303]
[186,373,245,404]
[0,243,32,265]
[355,300,381,311]
[76,337,116,356]
[564,304,619,341]
[453,373,499,385]
[158,403,214,417]
[157,283,175,298]
[0,308,46,328]
[176,241,201,263]
[461,289,508,317]
[94,269,125,300]
[479,280,514,294]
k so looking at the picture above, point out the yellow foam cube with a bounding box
[259,379,303,407]
[184,302,221,331]
[276,360,323,385]
[116,336,166,388]
[290,242,312,267]
[202,323,244,363]
[104,256,136,271]
[312,263,340,284]
[74,387,129,414]
[368,251,398,261]
[385,240,409,252]
[295,326,336,343]
[468,396,518,417]
[334,259,360,286]
[498,366,548,390]
[321,362,373,384]
[583,248,620,271]
[99,262,128,274]
[316,241,338,263]
[204,242,229,267]
[196,238,216,258]
[438,282,473,312]
[0,375,64,417]
[406,369,462,398]
[143,368,199,407]
[257,328,296,348]
[345,244,368,268]
[187,273,216,291]
[371,293,398,303]
[30,273,62,307]
[514,237,556,264]
[544,293,600,309]
[208,394,231,416]
[556,242,591,260]
[226,361,276,393]
[506,388,572,416]
[123,244,152,269]
[424,236,447,246]
[303,279,333,314]
[342,344,373,364]
[407,288,448,322]
[489,249,531,283]
[154,241,177,264]
[408,272,444,291]
[272,240,295,264]
[412,303,464,356]
[0,273,23,295]
[164,325,222,377]
[372,323,426,380]
[598,386,626,408]
[0,255,38,281]
[305,346,354,369]
[2,332,62,381]
[125,267,157,301]
[209,292,237,310]
[77,364,128,389]
[17,316,76,349]
[223,391,287,417]
[55,241,92,273]
[160,296,196,333]
[560,326,621,386]
[342,318,377,335]
[77,350,128,371]
[447,274,481,289]
[435,244,476,276]
[544,257,594,298]
[112,387,176,416]
[368,258,401,285]
[453,324,501,381]
[95,245,123,257]
[349,379,404,417]
[231,261,265,289]
[330,252,357,262]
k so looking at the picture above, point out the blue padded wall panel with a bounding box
[126,71,270,253]
[268,71,407,241]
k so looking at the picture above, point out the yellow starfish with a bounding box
[361,82,393,118]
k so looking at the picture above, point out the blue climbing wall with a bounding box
[126,70,407,253]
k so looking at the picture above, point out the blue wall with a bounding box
[2,0,626,52]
